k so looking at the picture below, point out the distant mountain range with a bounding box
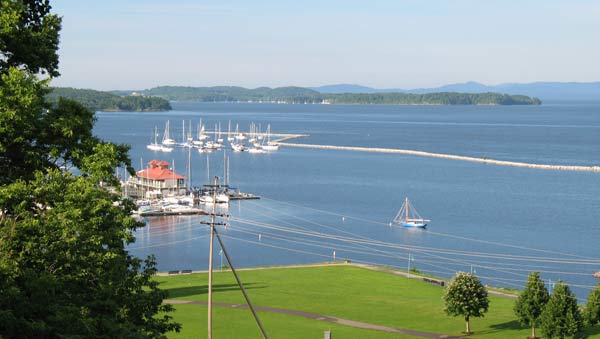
[310,81,600,100]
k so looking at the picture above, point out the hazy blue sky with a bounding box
[52,0,600,90]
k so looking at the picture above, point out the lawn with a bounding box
[157,264,600,338]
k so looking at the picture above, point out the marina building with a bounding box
[124,160,186,198]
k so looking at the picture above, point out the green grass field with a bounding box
[157,264,600,338]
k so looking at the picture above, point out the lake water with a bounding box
[95,101,600,301]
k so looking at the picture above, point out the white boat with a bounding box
[234,123,246,140]
[227,120,234,141]
[231,143,246,152]
[160,145,173,153]
[199,194,215,204]
[147,126,163,151]
[217,122,224,143]
[197,120,209,141]
[205,141,222,150]
[216,193,230,204]
[261,124,279,151]
[162,120,177,146]
[248,147,266,154]
[393,197,430,228]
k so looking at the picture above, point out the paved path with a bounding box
[165,299,469,339]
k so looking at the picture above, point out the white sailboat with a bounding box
[162,120,176,146]
[261,124,279,151]
[249,122,257,143]
[234,123,246,140]
[205,124,223,150]
[217,121,224,143]
[197,119,209,141]
[231,143,246,152]
[147,126,163,151]
[227,120,234,141]
[393,197,430,228]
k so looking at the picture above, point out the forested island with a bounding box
[46,86,541,108]
[138,86,541,105]
[46,87,172,112]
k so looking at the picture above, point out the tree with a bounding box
[443,272,489,334]
[514,272,550,338]
[540,280,582,339]
[0,0,179,337]
[584,283,600,326]
[0,0,61,76]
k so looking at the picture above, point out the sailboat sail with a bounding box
[393,197,430,228]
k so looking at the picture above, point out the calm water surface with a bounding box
[94,102,600,300]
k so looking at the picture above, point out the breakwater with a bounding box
[275,142,600,173]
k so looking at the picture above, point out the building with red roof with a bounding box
[126,160,186,198]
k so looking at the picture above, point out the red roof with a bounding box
[137,159,185,180]
[148,160,170,167]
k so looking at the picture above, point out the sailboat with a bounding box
[234,123,246,140]
[261,124,279,151]
[147,126,163,151]
[148,126,172,152]
[227,120,234,142]
[393,197,430,228]
[217,122,224,143]
[162,120,176,146]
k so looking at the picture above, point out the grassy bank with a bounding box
[157,264,600,338]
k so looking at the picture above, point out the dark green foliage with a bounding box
[540,281,583,339]
[0,171,180,338]
[584,283,600,326]
[46,87,172,112]
[326,92,541,105]
[0,0,179,337]
[514,272,550,338]
[443,272,489,333]
[140,86,541,105]
[0,0,61,76]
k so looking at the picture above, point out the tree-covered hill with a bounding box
[138,86,541,105]
[46,87,172,111]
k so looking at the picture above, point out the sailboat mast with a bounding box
[188,145,192,190]
[405,197,409,222]
[206,154,210,183]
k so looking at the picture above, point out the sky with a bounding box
[51,0,600,90]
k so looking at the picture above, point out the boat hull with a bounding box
[401,222,427,228]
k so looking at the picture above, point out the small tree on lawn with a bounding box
[540,280,582,339]
[443,272,489,334]
[514,272,550,338]
[584,283,600,326]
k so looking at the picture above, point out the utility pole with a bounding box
[407,253,412,278]
[207,176,218,339]
[201,176,268,339]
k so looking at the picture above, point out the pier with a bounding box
[275,142,600,173]
[204,131,308,143]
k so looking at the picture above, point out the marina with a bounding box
[96,102,600,301]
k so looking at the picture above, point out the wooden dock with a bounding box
[275,142,600,173]
[136,209,206,217]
